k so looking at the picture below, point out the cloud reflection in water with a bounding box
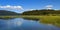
[7,19,22,28]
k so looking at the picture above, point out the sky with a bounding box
[0,0,60,13]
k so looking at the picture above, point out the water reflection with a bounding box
[0,18,23,30]
[7,20,22,27]
[23,17,39,21]
[0,18,60,30]
[0,18,15,20]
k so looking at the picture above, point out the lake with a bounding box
[0,18,60,30]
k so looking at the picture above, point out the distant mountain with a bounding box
[0,10,20,16]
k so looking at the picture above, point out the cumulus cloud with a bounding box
[46,5,53,7]
[45,5,53,9]
[0,5,23,10]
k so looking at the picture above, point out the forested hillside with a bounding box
[22,9,60,15]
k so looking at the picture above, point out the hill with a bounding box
[22,9,60,15]
[0,10,20,16]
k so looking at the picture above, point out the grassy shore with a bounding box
[0,16,20,19]
[21,15,60,27]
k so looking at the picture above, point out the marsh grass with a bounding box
[22,15,60,27]
[0,16,19,19]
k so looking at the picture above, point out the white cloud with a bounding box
[45,5,53,9]
[46,5,53,7]
[0,5,23,10]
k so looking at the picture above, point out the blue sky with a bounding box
[0,0,60,13]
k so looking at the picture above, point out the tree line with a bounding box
[22,9,60,16]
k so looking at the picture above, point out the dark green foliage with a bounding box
[22,9,60,15]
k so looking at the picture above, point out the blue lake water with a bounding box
[0,18,60,30]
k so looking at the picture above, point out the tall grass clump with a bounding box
[39,16,60,27]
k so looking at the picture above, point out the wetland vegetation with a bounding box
[21,15,60,27]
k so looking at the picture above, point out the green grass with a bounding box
[21,15,60,27]
[39,16,60,27]
[0,16,20,19]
